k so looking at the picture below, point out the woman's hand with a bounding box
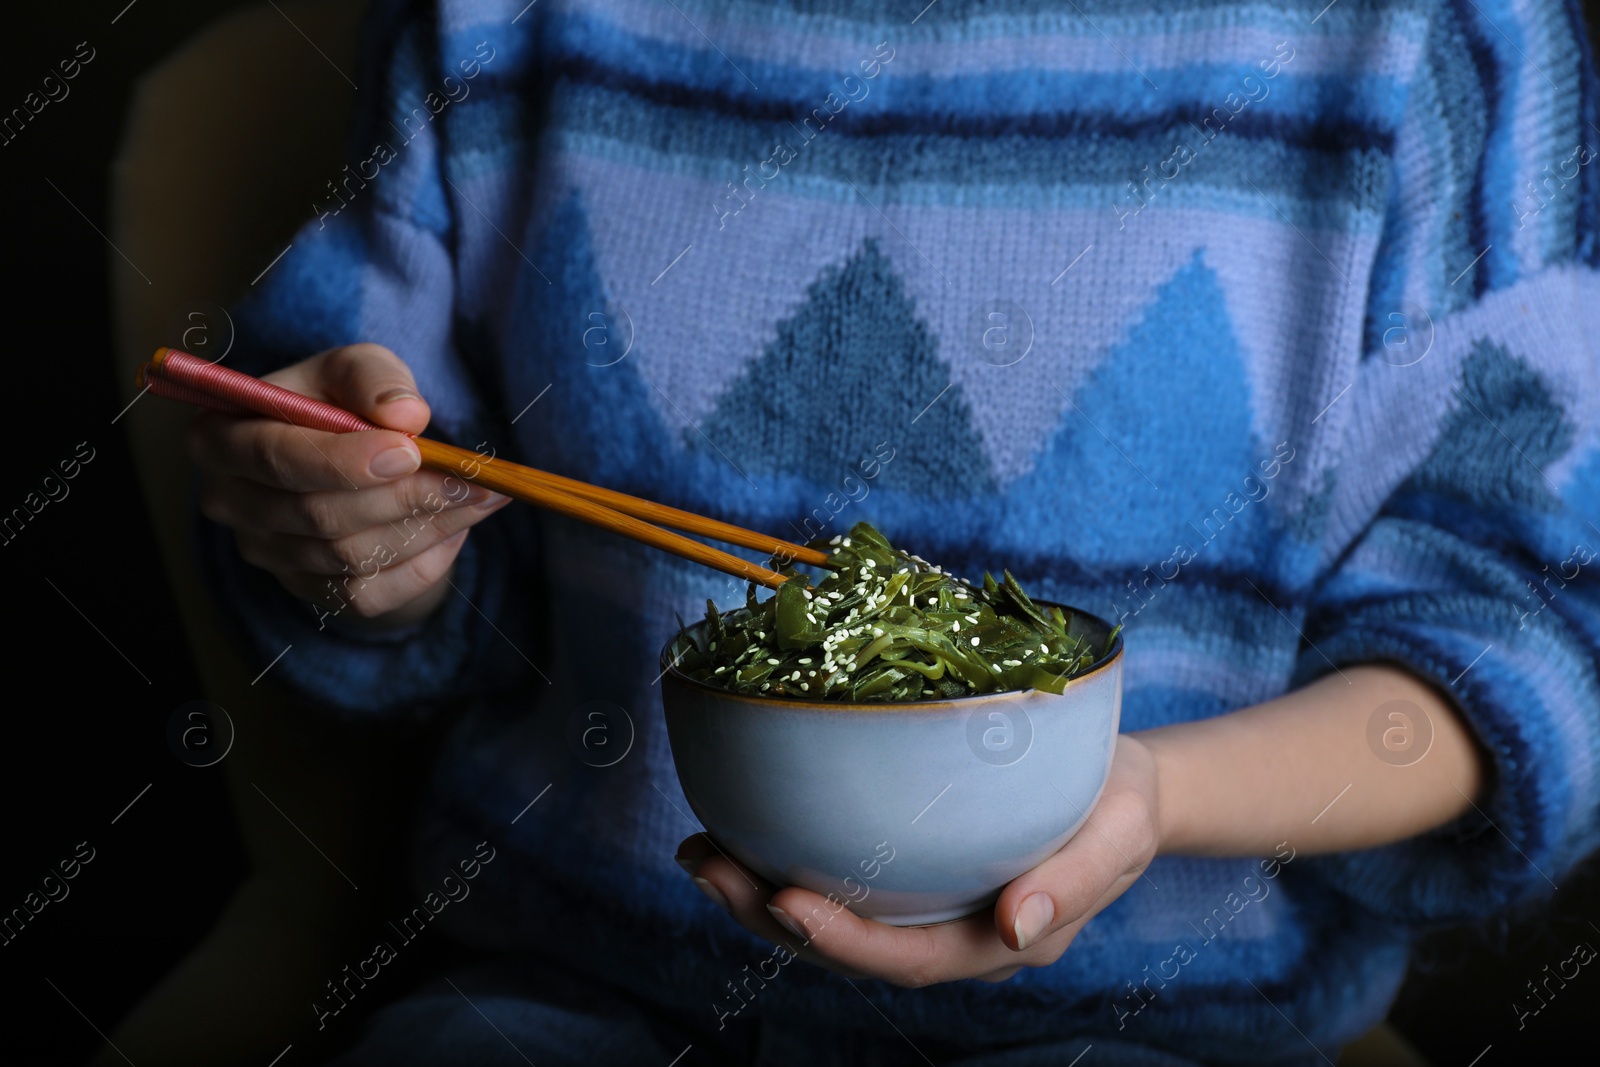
[187,343,509,631]
[675,734,1159,987]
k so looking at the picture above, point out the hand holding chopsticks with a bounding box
[141,347,825,588]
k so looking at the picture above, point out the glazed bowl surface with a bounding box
[660,602,1122,926]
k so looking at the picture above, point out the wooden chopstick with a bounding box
[142,348,825,588]
[407,437,792,586]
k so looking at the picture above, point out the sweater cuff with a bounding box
[198,511,505,718]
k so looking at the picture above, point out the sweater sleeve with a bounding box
[199,0,532,718]
[1293,0,1600,923]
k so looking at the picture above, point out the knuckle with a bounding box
[896,937,944,990]
[296,492,343,539]
[411,538,461,588]
[326,537,372,574]
[234,533,273,571]
[196,482,229,525]
[250,431,297,488]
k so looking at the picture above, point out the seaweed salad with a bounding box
[670,522,1119,703]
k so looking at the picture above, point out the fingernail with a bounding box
[460,485,492,506]
[675,855,696,875]
[1013,893,1054,951]
[766,903,806,940]
[475,491,510,511]
[375,388,418,404]
[692,877,729,912]
[370,446,420,478]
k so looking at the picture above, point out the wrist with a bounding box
[1133,726,1194,856]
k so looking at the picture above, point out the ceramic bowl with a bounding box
[660,601,1122,926]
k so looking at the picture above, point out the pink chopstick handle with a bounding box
[144,374,253,416]
[151,348,383,435]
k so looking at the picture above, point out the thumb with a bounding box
[319,342,432,435]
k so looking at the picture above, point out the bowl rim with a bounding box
[659,597,1123,713]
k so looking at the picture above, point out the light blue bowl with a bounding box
[660,602,1123,926]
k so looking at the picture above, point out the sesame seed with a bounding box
[872,628,884,637]
[863,559,877,568]
[801,683,809,691]
[1003,659,1022,667]
[970,637,981,646]
[767,658,780,666]
[952,620,961,631]
[1040,644,1049,653]
[830,535,842,545]
[842,537,852,546]
[798,657,813,664]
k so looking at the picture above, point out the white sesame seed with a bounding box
[830,535,842,545]
[799,657,813,664]
[952,620,961,631]
[801,683,809,691]
[789,671,801,681]
[970,637,981,646]
[806,613,818,624]
[863,559,877,568]
[767,658,780,665]
[873,628,884,637]
[842,537,852,546]
[1003,659,1022,667]
[1040,644,1049,653]
[803,589,814,600]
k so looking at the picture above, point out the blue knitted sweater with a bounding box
[211,0,1600,1061]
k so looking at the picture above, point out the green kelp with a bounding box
[670,522,1120,703]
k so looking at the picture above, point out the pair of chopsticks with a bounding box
[138,348,830,587]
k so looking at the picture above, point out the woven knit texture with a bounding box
[205,0,1600,1060]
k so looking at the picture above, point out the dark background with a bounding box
[1,2,1597,1064]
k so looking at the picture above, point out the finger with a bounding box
[673,837,864,975]
[274,528,471,619]
[764,885,1023,987]
[237,494,510,576]
[201,469,502,539]
[311,343,432,434]
[190,412,420,493]
[993,785,1158,952]
[674,833,776,910]
[261,343,432,435]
